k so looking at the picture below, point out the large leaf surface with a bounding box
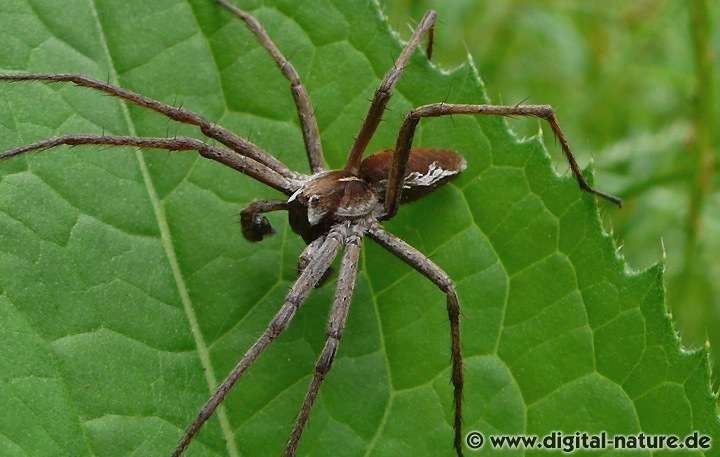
[0,1,718,456]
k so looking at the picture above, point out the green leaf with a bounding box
[0,1,717,457]
[385,0,720,371]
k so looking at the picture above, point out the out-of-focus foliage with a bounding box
[383,0,720,374]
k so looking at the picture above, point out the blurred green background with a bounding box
[381,0,720,380]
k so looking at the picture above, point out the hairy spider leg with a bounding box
[0,73,300,188]
[344,10,438,173]
[216,0,325,173]
[384,102,624,219]
[367,222,464,457]
[172,228,345,457]
[283,222,363,456]
[0,135,292,194]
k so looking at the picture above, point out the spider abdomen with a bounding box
[360,147,467,202]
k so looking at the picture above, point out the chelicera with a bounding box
[0,1,622,456]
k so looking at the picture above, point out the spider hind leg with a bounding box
[367,222,465,457]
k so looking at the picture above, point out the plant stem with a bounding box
[685,0,715,263]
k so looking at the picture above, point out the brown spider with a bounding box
[0,1,621,456]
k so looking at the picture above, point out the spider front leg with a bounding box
[172,226,345,457]
[367,222,464,457]
[0,73,298,180]
[0,134,294,194]
[383,103,623,219]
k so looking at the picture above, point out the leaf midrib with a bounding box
[88,1,237,454]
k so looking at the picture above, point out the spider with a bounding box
[0,1,622,456]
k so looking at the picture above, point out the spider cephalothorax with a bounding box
[284,148,466,245]
[290,171,379,238]
[0,1,621,456]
